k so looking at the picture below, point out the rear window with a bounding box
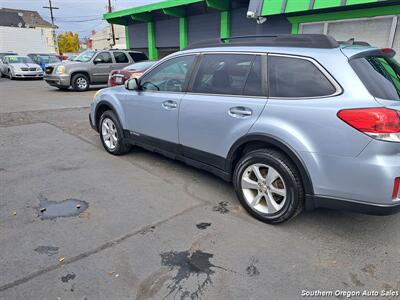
[113,52,129,63]
[350,56,400,101]
[269,56,337,98]
[129,52,148,62]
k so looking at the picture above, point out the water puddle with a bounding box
[37,194,88,220]
[34,245,59,256]
[160,250,224,299]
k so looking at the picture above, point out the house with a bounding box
[89,25,126,50]
[103,0,400,59]
[0,8,57,54]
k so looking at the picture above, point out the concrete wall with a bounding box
[0,26,55,54]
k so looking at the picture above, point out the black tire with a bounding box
[71,73,89,91]
[233,149,304,224]
[99,110,131,155]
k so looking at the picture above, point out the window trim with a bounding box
[186,51,268,99]
[138,53,199,94]
[112,51,129,64]
[268,53,343,100]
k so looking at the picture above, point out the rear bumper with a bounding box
[308,195,400,216]
[44,75,70,87]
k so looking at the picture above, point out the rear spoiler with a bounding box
[349,48,396,60]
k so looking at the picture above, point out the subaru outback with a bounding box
[89,34,400,224]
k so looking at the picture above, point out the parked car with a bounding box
[0,52,18,61]
[89,34,400,224]
[27,53,61,70]
[66,55,77,61]
[44,49,148,91]
[108,60,157,87]
[0,55,43,79]
[0,52,18,74]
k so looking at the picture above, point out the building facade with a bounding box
[90,25,127,50]
[104,0,400,60]
[0,8,57,54]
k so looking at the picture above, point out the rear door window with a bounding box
[113,52,129,63]
[350,56,400,100]
[191,54,263,96]
[268,55,337,98]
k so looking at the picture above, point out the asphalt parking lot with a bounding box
[1,78,400,300]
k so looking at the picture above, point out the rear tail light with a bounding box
[338,108,400,142]
[393,178,400,201]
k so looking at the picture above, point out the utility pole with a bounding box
[43,0,59,54]
[107,0,116,48]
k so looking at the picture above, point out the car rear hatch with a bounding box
[342,47,400,142]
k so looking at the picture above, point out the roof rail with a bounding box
[185,34,340,50]
[339,38,371,47]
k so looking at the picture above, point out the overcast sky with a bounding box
[0,0,159,38]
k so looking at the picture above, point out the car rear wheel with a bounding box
[99,110,131,155]
[71,73,89,91]
[233,149,304,224]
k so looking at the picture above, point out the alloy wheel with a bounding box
[241,163,287,214]
[101,118,118,150]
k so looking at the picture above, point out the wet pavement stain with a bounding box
[246,258,260,277]
[61,273,76,283]
[196,223,211,230]
[212,201,229,214]
[37,194,88,220]
[34,246,59,256]
[160,250,225,299]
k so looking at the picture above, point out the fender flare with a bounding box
[227,133,314,196]
[94,100,123,130]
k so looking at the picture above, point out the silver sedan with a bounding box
[1,55,43,79]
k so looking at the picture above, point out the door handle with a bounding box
[162,100,177,110]
[229,107,252,118]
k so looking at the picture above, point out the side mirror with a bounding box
[125,78,140,91]
[93,58,102,64]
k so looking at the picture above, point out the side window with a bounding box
[94,52,112,64]
[113,52,129,63]
[269,55,337,98]
[129,52,148,62]
[140,55,195,92]
[243,56,264,96]
[192,54,256,95]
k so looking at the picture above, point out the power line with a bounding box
[55,17,101,23]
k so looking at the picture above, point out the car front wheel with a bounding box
[71,73,89,91]
[99,110,131,155]
[233,149,304,224]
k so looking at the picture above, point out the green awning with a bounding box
[261,0,391,16]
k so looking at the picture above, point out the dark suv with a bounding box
[44,49,148,91]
